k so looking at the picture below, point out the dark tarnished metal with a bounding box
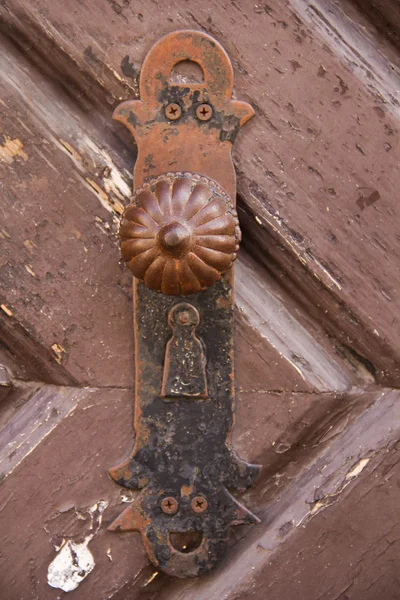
[108,29,260,578]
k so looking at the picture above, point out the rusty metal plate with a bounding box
[108,29,260,578]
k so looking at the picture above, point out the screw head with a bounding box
[191,495,208,513]
[196,104,213,121]
[165,103,182,120]
[161,496,178,514]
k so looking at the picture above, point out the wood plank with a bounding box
[235,434,400,599]
[236,253,355,392]
[0,384,87,480]
[350,0,400,54]
[0,387,152,599]
[0,31,359,394]
[1,0,400,383]
[153,388,400,599]
[0,379,374,598]
[0,34,134,387]
[0,2,399,595]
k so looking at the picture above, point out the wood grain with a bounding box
[0,0,399,596]
[1,0,399,383]
[0,30,359,391]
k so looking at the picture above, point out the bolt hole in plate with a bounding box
[170,59,205,84]
[169,532,203,554]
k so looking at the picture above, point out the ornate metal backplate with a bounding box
[108,30,261,578]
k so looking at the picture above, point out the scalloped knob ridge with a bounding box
[120,172,241,295]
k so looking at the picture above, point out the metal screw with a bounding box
[191,496,208,513]
[161,496,178,514]
[165,103,182,120]
[196,104,212,121]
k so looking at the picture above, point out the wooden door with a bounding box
[1,1,400,598]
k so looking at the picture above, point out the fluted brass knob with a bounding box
[119,172,241,295]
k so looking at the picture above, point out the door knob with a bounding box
[108,29,261,578]
[120,172,241,295]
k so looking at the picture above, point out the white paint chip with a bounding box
[47,540,95,592]
[47,500,108,592]
[346,457,370,480]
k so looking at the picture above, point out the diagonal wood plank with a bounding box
[0,0,399,383]
[0,31,359,394]
[157,387,400,600]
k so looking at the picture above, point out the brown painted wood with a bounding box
[1,0,400,384]
[153,387,400,600]
[240,439,400,600]
[0,27,360,393]
[0,386,152,599]
[0,0,399,597]
[352,0,400,53]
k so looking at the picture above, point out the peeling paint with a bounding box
[23,239,36,253]
[79,137,132,206]
[47,539,95,592]
[102,164,131,202]
[1,304,13,317]
[120,490,135,503]
[24,264,36,277]
[59,138,84,164]
[143,571,159,586]
[346,457,370,479]
[51,343,66,364]
[47,500,108,592]
[0,136,28,164]
[307,457,372,517]
[85,178,124,215]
